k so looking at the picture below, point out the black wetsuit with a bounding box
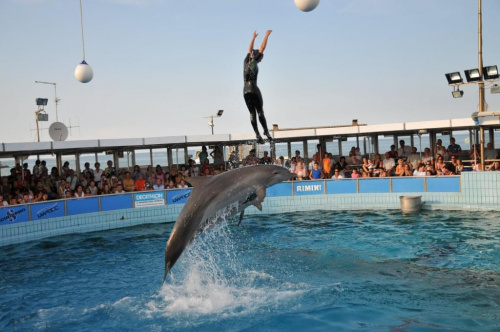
[243,50,271,140]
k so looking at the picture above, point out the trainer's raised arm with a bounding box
[259,30,272,54]
[248,31,258,54]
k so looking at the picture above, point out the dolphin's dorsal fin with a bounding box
[184,176,210,188]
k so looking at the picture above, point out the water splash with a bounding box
[143,217,307,324]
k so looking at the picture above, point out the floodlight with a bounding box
[445,72,463,84]
[452,88,464,98]
[217,109,224,117]
[36,98,48,106]
[483,65,499,80]
[464,68,482,82]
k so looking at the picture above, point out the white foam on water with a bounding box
[139,218,307,324]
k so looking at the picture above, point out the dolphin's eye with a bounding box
[273,171,278,175]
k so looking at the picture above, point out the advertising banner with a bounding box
[266,182,293,197]
[67,198,99,216]
[293,181,324,196]
[31,201,65,221]
[0,205,29,225]
[134,191,165,208]
[167,189,192,205]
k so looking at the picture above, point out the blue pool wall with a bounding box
[1,172,499,246]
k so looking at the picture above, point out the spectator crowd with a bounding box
[1,140,498,207]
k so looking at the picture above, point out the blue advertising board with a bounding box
[167,189,192,205]
[427,177,460,192]
[31,201,65,220]
[326,179,357,194]
[359,178,390,193]
[67,198,99,216]
[293,181,324,196]
[392,177,425,193]
[0,205,29,225]
[101,194,133,211]
[266,182,293,197]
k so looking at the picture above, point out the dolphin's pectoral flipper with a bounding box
[256,187,266,204]
[238,211,245,226]
[253,200,262,211]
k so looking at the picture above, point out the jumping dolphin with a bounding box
[163,164,295,282]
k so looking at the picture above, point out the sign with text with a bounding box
[134,191,165,208]
[167,189,192,205]
[294,181,324,196]
[31,201,65,221]
[0,205,29,225]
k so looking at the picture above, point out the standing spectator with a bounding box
[447,137,462,159]
[309,162,323,180]
[397,140,412,159]
[32,160,41,178]
[435,139,447,159]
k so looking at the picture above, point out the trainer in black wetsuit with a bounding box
[244,30,273,144]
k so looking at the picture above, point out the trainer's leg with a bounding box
[254,90,272,140]
[244,94,264,142]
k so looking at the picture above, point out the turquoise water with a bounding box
[1,210,499,331]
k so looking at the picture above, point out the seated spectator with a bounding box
[413,164,426,176]
[485,142,498,164]
[472,159,483,172]
[350,168,359,178]
[394,158,405,176]
[421,148,434,165]
[260,151,272,164]
[486,161,500,171]
[123,171,135,192]
[144,181,152,191]
[334,156,350,177]
[383,152,396,176]
[435,139,447,160]
[84,187,92,197]
[0,193,8,206]
[435,155,445,174]
[88,180,99,195]
[101,183,111,195]
[455,159,465,174]
[178,179,189,188]
[309,162,323,180]
[373,153,383,169]
[331,168,344,179]
[153,178,164,190]
[74,185,85,198]
[469,144,480,161]
[166,180,176,189]
[403,163,413,177]
[135,173,146,191]
[115,183,126,194]
[293,161,309,180]
[442,163,456,175]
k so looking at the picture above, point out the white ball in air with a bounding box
[75,60,93,83]
[295,0,320,12]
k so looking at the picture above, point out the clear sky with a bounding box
[1,0,500,143]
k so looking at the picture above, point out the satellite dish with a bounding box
[49,122,69,141]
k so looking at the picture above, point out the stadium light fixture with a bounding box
[483,65,499,80]
[445,72,463,84]
[464,68,482,82]
[452,87,464,98]
[36,98,48,106]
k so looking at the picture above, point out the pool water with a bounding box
[1,210,499,331]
